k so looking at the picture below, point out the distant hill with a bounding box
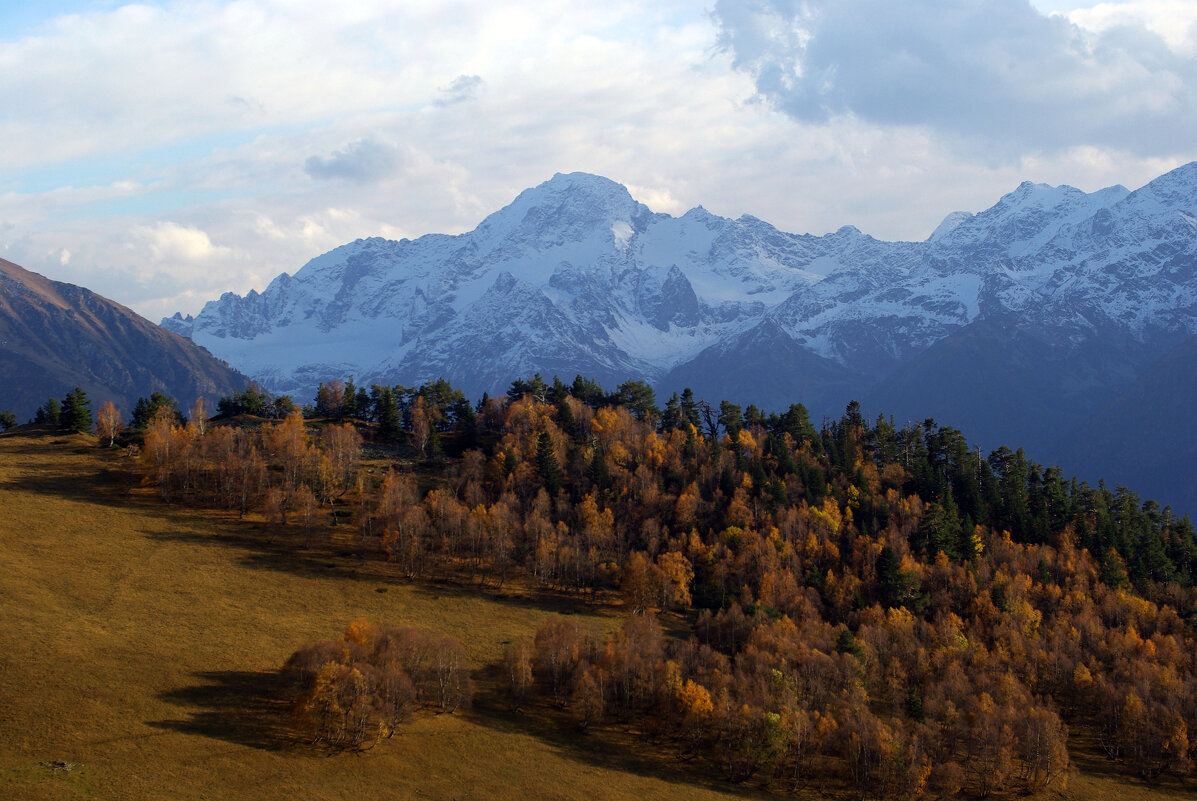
[0,258,248,421]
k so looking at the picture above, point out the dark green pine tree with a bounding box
[131,392,182,430]
[587,446,611,493]
[35,397,61,426]
[354,387,371,421]
[718,400,744,439]
[60,386,92,433]
[745,404,766,429]
[660,392,682,431]
[373,385,401,440]
[679,388,701,430]
[549,376,571,406]
[570,375,606,408]
[342,377,358,419]
[535,431,564,497]
[0,409,16,431]
[614,380,658,421]
[554,392,576,437]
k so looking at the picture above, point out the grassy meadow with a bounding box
[0,427,1193,801]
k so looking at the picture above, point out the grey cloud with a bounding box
[304,139,402,183]
[434,74,484,106]
[713,0,1197,157]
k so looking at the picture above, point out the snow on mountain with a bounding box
[165,165,1197,408]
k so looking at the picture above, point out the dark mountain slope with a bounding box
[0,258,248,421]
[660,318,861,415]
[1053,332,1197,515]
[861,315,1165,455]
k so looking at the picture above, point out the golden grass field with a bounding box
[0,428,1193,801]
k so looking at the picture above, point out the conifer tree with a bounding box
[60,387,92,433]
[679,387,701,429]
[535,431,563,496]
[614,380,658,421]
[661,392,682,431]
[34,397,60,426]
[718,400,744,439]
[373,385,401,440]
[342,377,358,419]
[354,387,370,421]
[131,392,181,431]
[570,375,606,407]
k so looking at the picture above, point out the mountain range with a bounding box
[162,166,1197,511]
[0,257,247,423]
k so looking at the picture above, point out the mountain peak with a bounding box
[1002,180,1082,207]
[472,172,649,249]
[1124,161,1197,209]
[544,171,627,192]
[928,211,974,242]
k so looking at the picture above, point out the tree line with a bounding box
[129,373,1197,797]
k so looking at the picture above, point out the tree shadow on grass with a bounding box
[140,512,621,619]
[1066,727,1197,799]
[462,676,777,800]
[147,670,294,752]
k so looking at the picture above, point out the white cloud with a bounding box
[712,0,1197,157]
[131,221,231,264]
[1067,1,1197,55]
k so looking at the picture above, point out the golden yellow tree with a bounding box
[94,400,122,446]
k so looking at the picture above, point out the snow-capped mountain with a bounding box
[164,165,1197,509]
[166,165,1197,406]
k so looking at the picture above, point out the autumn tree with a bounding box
[317,423,362,520]
[268,410,311,492]
[621,551,658,613]
[94,401,123,446]
[283,620,472,749]
[294,483,320,548]
[501,640,534,710]
[142,406,181,501]
[533,616,591,705]
[410,394,434,457]
[189,397,210,437]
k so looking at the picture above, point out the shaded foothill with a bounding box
[0,430,150,508]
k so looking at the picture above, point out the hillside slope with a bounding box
[0,258,248,420]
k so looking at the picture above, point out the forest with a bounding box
[103,373,1197,798]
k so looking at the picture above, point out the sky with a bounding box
[1,0,1194,321]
